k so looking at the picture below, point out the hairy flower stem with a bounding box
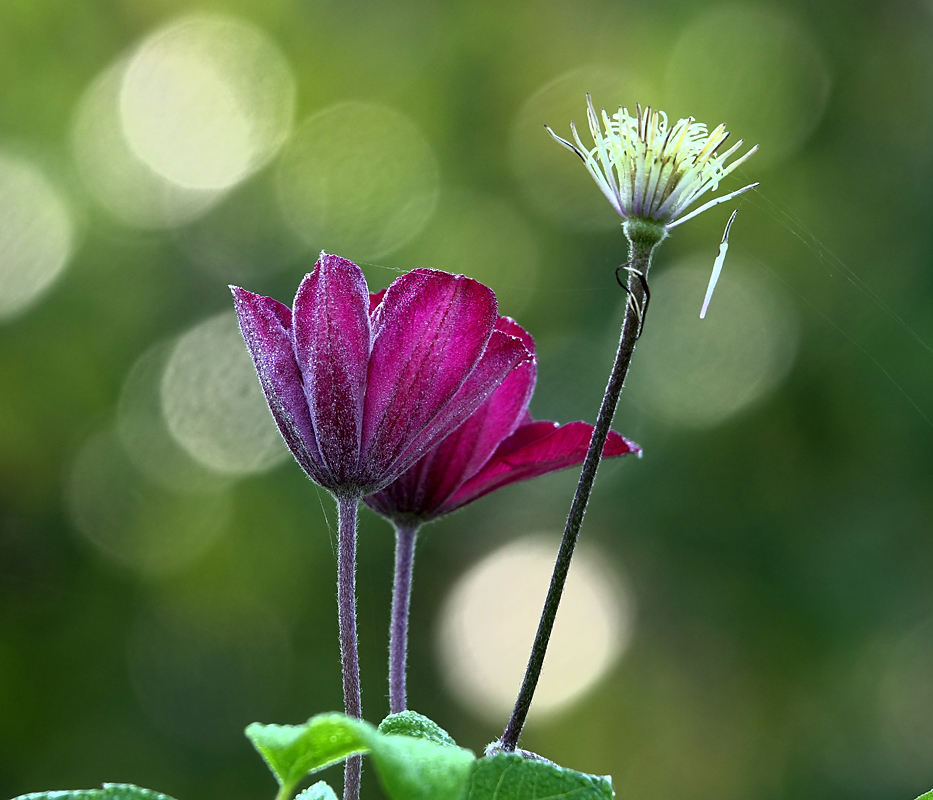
[337,495,363,800]
[388,523,419,714]
[500,219,666,752]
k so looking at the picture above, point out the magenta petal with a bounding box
[369,289,387,316]
[231,286,328,484]
[291,254,372,483]
[496,315,535,355]
[414,318,536,491]
[440,420,640,514]
[382,327,533,484]
[416,348,536,507]
[368,333,536,516]
[360,269,499,484]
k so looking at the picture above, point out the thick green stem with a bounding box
[500,219,666,751]
[274,783,296,800]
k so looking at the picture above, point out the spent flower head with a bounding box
[546,95,758,229]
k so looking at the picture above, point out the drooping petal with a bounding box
[291,254,372,485]
[359,269,499,486]
[380,327,533,487]
[439,420,639,515]
[366,320,536,517]
[230,286,328,484]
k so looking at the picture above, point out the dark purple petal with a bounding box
[359,269,499,484]
[291,254,372,484]
[230,286,328,484]
[438,420,640,514]
[381,327,533,485]
[366,322,536,517]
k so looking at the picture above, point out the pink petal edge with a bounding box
[440,420,639,515]
[230,286,328,484]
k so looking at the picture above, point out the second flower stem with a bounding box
[389,522,419,714]
[500,220,665,752]
[337,495,362,800]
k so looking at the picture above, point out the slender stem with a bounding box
[500,220,666,751]
[389,523,419,714]
[337,495,363,800]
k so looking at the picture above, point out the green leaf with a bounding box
[459,754,614,800]
[369,732,475,800]
[378,711,457,748]
[247,712,475,800]
[294,782,338,800]
[915,792,933,800]
[102,787,178,800]
[245,713,371,790]
[11,786,178,800]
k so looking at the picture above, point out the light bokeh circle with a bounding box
[0,153,74,320]
[438,535,633,722]
[71,58,222,229]
[161,311,288,475]
[510,65,656,230]
[628,258,800,428]
[66,428,230,576]
[121,14,296,190]
[277,101,439,260]
[117,341,232,494]
[664,4,831,167]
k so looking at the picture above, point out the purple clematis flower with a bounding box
[363,315,639,714]
[231,253,532,800]
[231,253,533,497]
[364,316,638,523]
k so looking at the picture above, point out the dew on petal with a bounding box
[398,190,539,315]
[66,428,230,576]
[628,258,800,428]
[664,5,830,167]
[276,101,439,261]
[71,57,222,229]
[161,311,289,475]
[438,534,633,723]
[120,14,296,191]
[0,153,74,320]
[510,65,658,230]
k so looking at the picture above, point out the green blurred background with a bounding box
[1,0,932,798]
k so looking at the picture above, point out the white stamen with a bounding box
[700,209,737,319]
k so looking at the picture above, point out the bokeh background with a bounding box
[1,0,932,798]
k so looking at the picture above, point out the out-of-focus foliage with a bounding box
[1,1,932,800]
